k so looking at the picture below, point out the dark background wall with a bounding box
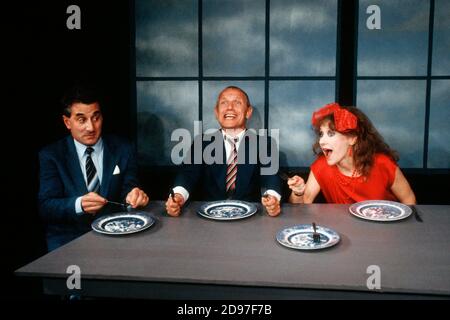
[3,0,132,299]
[2,1,449,300]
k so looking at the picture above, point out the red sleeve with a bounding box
[374,154,398,187]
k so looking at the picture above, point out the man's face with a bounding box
[63,102,103,146]
[214,88,253,132]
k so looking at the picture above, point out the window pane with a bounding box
[357,80,426,168]
[202,81,264,132]
[135,0,198,77]
[358,0,429,76]
[270,0,337,76]
[137,81,199,165]
[269,81,335,167]
[428,80,450,168]
[432,0,450,75]
[203,0,265,76]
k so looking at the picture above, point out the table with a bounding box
[16,202,450,299]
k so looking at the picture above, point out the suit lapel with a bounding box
[101,137,116,198]
[65,136,88,194]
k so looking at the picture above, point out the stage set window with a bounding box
[357,0,450,169]
[135,0,449,170]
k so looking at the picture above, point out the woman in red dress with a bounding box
[288,103,416,204]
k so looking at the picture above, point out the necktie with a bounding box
[225,137,238,197]
[85,147,100,193]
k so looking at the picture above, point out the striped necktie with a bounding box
[225,137,238,197]
[85,147,100,193]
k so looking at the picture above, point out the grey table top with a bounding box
[16,202,450,296]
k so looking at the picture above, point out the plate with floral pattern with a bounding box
[349,200,412,222]
[197,200,257,220]
[92,212,155,235]
[276,224,340,250]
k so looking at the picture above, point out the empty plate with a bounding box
[197,200,257,221]
[276,224,340,250]
[92,212,155,235]
[349,200,412,222]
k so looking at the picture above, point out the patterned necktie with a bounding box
[85,147,100,193]
[225,137,238,196]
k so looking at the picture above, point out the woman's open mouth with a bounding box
[322,148,333,158]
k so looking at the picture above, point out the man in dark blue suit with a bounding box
[166,86,281,217]
[38,85,149,251]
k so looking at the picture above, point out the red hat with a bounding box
[311,102,358,133]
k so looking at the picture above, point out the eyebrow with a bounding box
[219,98,244,102]
[75,111,101,117]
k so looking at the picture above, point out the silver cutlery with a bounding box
[312,222,321,243]
[410,205,423,222]
[279,172,294,181]
[108,200,130,208]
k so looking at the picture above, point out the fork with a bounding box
[108,200,130,208]
[312,222,321,243]
[279,172,293,181]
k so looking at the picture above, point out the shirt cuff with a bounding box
[173,186,189,202]
[75,196,84,215]
[264,189,281,202]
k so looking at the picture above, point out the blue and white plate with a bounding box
[92,212,155,235]
[197,200,257,220]
[276,224,340,250]
[349,200,412,222]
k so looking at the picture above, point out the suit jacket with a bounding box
[175,130,281,202]
[38,134,139,251]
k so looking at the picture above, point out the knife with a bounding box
[410,205,423,222]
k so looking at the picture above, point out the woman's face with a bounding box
[318,120,356,166]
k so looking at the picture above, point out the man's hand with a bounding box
[126,187,149,208]
[261,194,281,217]
[81,192,107,214]
[287,175,306,196]
[165,193,185,217]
